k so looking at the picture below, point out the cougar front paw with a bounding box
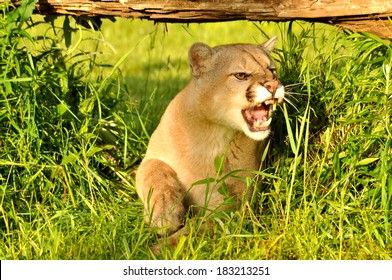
[146,189,186,235]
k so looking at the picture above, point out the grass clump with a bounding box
[0,0,149,259]
[0,1,391,260]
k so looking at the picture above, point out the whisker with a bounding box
[285,93,299,101]
[283,96,300,112]
[283,83,303,89]
[284,91,308,96]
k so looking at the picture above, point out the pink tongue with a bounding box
[250,105,269,122]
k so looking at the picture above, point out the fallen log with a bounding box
[5,0,392,38]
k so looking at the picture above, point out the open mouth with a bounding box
[241,99,277,132]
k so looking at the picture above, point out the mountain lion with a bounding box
[136,37,285,235]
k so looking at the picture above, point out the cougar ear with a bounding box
[188,42,215,77]
[260,36,278,53]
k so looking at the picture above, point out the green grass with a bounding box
[0,1,391,259]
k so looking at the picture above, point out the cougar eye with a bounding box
[233,72,251,80]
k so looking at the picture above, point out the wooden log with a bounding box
[6,0,392,38]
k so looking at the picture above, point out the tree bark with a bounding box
[7,0,392,38]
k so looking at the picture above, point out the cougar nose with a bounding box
[263,80,279,94]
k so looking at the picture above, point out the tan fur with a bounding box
[136,37,285,235]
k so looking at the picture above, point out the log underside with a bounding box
[7,0,392,38]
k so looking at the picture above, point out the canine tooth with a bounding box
[273,103,276,111]
[255,119,261,127]
[256,102,262,107]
